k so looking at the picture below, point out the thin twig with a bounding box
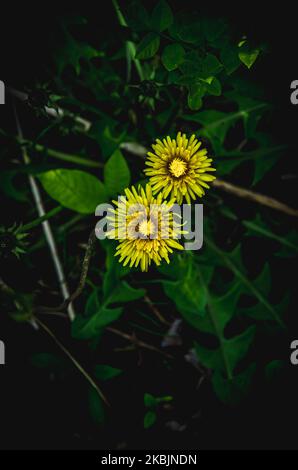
[106,326,173,358]
[35,317,109,405]
[13,101,75,320]
[212,179,298,217]
[144,295,169,325]
[39,229,96,314]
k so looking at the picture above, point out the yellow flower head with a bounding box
[107,184,184,272]
[144,131,216,204]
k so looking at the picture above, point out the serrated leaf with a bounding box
[244,215,298,255]
[212,363,256,404]
[205,238,285,327]
[136,33,160,60]
[104,149,130,197]
[39,169,107,214]
[53,25,102,75]
[161,263,213,324]
[195,325,256,375]
[72,305,123,340]
[161,43,185,71]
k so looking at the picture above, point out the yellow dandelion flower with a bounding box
[144,131,216,204]
[107,184,185,272]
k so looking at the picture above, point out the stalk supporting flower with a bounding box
[106,184,184,272]
[144,131,216,204]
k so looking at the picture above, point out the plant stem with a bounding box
[112,0,144,81]
[13,101,75,321]
[212,179,298,217]
[33,142,103,168]
[35,317,109,405]
[20,206,63,232]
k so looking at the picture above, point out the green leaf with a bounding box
[168,13,203,43]
[88,387,105,425]
[239,48,260,69]
[107,281,145,304]
[205,77,222,96]
[205,238,285,327]
[53,24,102,75]
[104,149,130,197]
[202,54,222,76]
[136,33,160,60]
[161,43,185,71]
[39,169,107,214]
[72,305,123,340]
[187,83,205,110]
[220,44,240,74]
[150,0,173,32]
[144,393,158,407]
[162,263,213,323]
[94,365,122,381]
[144,410,157,429]
[212,363,256,405]
[244,214,298,255]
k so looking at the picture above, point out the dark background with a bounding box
[0,1,298,450]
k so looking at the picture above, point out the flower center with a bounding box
[169,158,187,178]
[138,219,156,237]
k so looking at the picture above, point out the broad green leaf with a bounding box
[169,13,203,43]
[161,43,185,71]
[125,2,150,32]
[220,44,240,74]
[150,0,173,32]
[136,33,160,60]
[39,169,107,214]
[212,363,256,404]
[104,149,130,197]
[94,365,122,381]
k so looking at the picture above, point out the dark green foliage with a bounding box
[0,1,296,429]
